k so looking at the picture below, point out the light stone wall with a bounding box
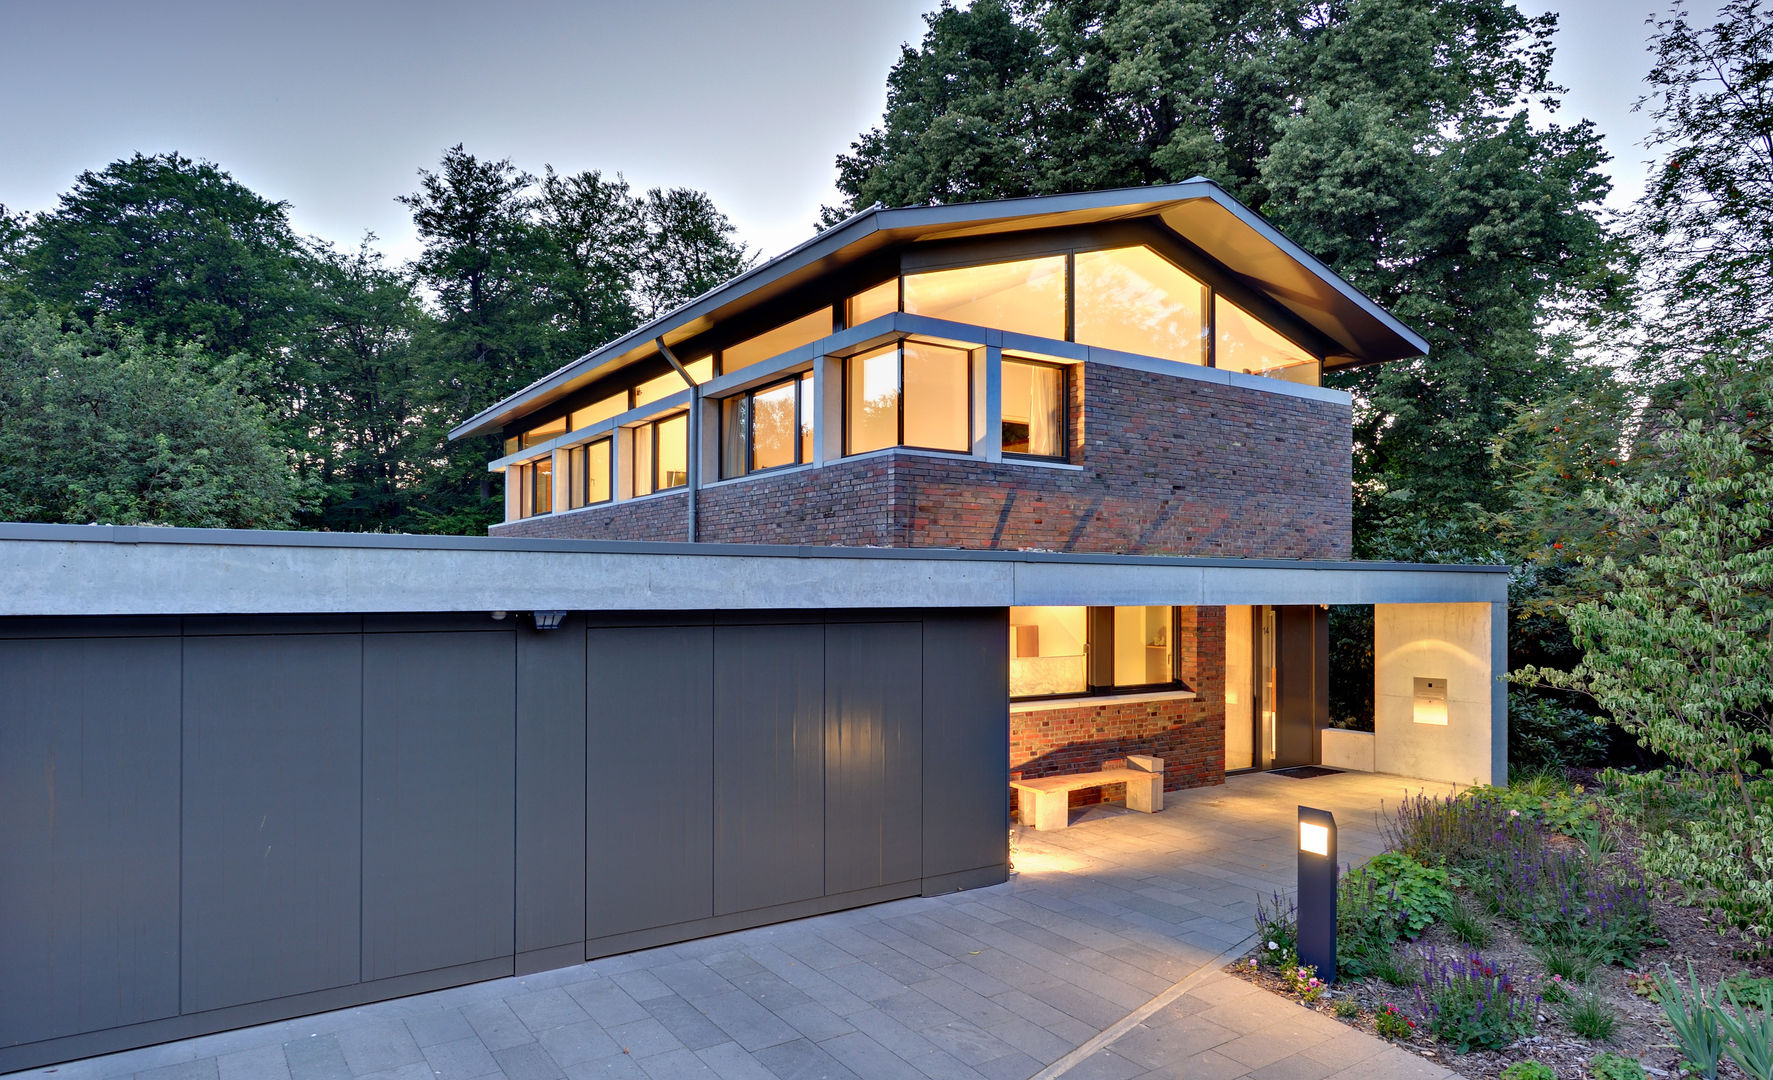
[1373,602,1501,786]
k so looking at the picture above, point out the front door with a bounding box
[1272,605,1327,768]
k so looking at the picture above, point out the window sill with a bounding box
[1010,688,1198,713]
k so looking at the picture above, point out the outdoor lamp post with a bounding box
[1296,805,1337,982]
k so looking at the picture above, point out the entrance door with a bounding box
[1272,605,1327,768]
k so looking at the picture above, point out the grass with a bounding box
[1536,944,1599,984]
[1373,947,1421,988]
[1567,991,1620,1041]
[1445,894,1492,948]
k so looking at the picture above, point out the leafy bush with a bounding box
[1410,949,1537,1052]
[1656,966,1726,1080]
[1483,826,1660,964]
[1509,689,1609,773]
[1589,1053,1646,1080]
[1375,1002,1414,1039]
[1334,996,1360,1018]
[1383,790,1532,872]
[1567,991,1619,1041]
[1342,853,1453,938]
[1254,892,1298,968]
[1503,1062,1557,1080]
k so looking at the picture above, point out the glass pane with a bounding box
[903,255,1065,339]
[569,392,627,431]
[799,373,815,463]
[752,381,797,470]
[532,457,553,515]
[520,416,568,449]
[656,413,688,489]
[902,341,971,451]
[723,310,831,374]
[1113,606,1172,687]
[632,356,713,410]
[586,439,611,504]
[632,425,655,497]
[504,436,519,456]
[1074,246,1208,365]
[1001,358,1065,457]
[1215,295,1317,377]
[1224,605,1254,769]
[512,464,529,518]
[844,278,897,327]
[1009,606,1087,697]
[845,345,899,454]
[563,446,583,509]
[720,395,750,479]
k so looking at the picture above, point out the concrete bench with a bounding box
[1011,755,1164,831]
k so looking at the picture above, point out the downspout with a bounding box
[654,337,699,543]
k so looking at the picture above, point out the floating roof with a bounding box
[451,179,1429,441]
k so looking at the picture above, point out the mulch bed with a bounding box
[1226,808,1772,1080]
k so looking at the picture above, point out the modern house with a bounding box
[0,183,1506,1072]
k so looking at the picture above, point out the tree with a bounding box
[534,167,647,363]
[1631,0,1773,357]
[0,312,305,528]
[832,0,1625,557]
[637,187,755,319]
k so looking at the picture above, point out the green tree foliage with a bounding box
[637,186,755,319]
[0,312,304,528]
[832,0,1623,557]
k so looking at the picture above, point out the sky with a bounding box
[0,0,1723,266]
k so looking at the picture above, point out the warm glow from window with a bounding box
[1002,357,1066,458]
[570,393,628,431]
[1216,296,1318,380]
[723,311,831,374]
[1113,606,1172,687]
[903,256,1065,340]
[1010,607,1087,697]
[633,356,712,408]
[531,456,553,515]
[845,345,899,455]
[902,342,971,451]
[1074,246,1209,365]
[519,416,568,449]
[845,279,898,327]
[799,372,815,463]
[1300,822,1329,856]
[566,439,611,508]
[632,415,687,496]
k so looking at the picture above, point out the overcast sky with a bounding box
[0,0,1720,266]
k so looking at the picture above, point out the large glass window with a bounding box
[518,416,568,450]
[1001,357,1066,458]
[721,374,813,479]
[844,341,972,455]
[1215,296,1319,382]
[1010,607,1088,697]
[902,255,1066,339]
[530,456,553,515]
[570,392,628,431]
[632,413,688,496]
[633,356,713,408]
[844,279,898,327]
[1074,246,1209,365]
[565,438,611,508]
[723,311,831,374]
[1113,605,1173,687]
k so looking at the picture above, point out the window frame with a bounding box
[720,372,811,479]
[841,341,975,457]
[568,437,613,508]
[632,411,690,496]
[530,456,553,516]
[999,354,1070,463]
[1008,605,1187,702]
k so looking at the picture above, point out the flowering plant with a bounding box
[1375,1002,1415,1040]
[1287,964,1326,1003]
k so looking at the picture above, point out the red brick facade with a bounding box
[493,362,1352,559]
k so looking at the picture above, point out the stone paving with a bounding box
[8,771,1459,1080]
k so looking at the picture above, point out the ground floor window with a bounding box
[1001,356,1066,459]
[720,373,814,478]
[1009,605,1180,699]
[632,412,689,496]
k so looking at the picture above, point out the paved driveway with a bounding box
[7,772,1458,1080]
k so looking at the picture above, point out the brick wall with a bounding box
[492,491,689,541]
[1010,607,1228,817]
[493,362,1352,559]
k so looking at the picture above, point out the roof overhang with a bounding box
[450,180,1428,441]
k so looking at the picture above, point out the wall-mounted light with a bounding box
[1297,805,1337,982]
[1413,677,1448,725]
[532,611,567,631]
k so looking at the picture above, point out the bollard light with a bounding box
[1296,805,1337,982]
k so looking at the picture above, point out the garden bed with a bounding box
[1227,779,1773,1080]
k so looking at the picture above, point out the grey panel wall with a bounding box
[824,622,924,894]
[714,624,826,914]
[921,611,1010,881]
[363,632,517,981]
[517,616,589,961]
[0,637,181,1046]
[180,634,363,1013]
[585,625,714,942]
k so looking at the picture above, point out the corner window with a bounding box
[844,341,972,455]
[1215,296,1319,383]
[565,438,611,509]
[1001,357,1067,459]
[1074,246,1209,366]
[721,373,814,479]
[1009,605,1180,699]
[902,255,1065,340]
[632,413,688,496]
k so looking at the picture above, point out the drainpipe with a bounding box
[655,336,699,543]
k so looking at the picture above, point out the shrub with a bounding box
[1503,1062,1557,1080]
[1484,827,1660,964]
[1254,892,1298,968]
[1410,949,1537,1052]
[1509,689,1609,773]
[1342,853,1453,938]
[1383,790,1525,871]
[1567,991,1619,1041]
[1375,1002,1414,1040]
[1589,1053,1646,1080]
[1334,996,1360,1018]
[1655,966,1726,1080]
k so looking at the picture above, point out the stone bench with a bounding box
[1011,755,1164,831]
